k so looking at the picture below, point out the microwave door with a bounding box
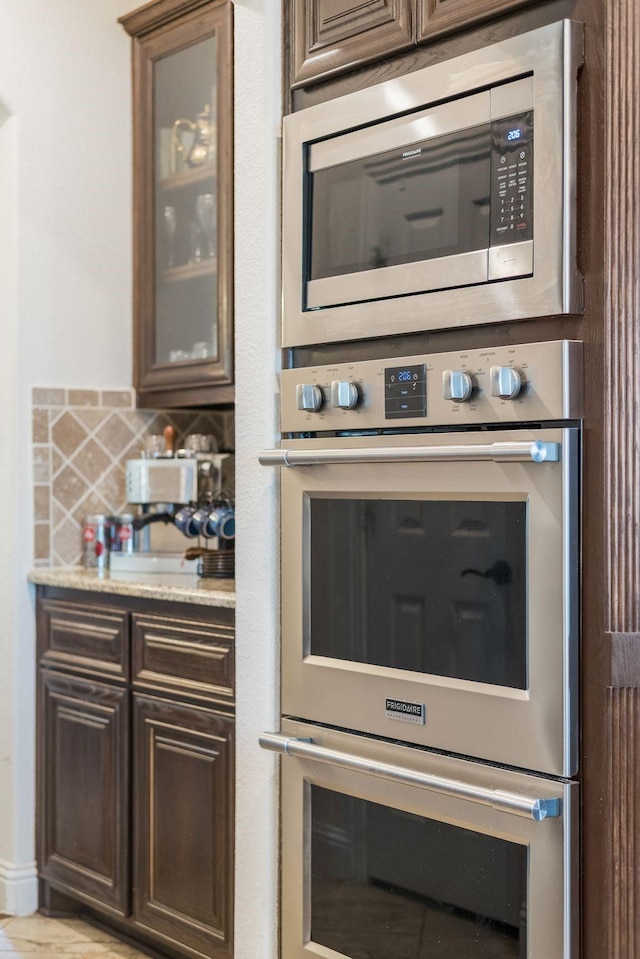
[305,92,493,309]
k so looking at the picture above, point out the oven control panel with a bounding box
[282,340,582,432]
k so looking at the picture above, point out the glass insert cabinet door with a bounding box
[120,1,233,408]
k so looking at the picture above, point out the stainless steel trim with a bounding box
[490,75,534,119]
[306,250,489,311]
[309,91,490,172]
[563,21,585,314]
[259,441,559,467]
[488,240,533,281]
[260,733,561,822]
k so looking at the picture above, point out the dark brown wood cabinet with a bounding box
[120,0,234,408]
[290,0,414,87]
[133,695,234,957]
[416,0,537,42]
[38,671,130,917]
[287,0,537,86]
[36,588,235,959]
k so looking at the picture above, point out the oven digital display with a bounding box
[384,363,426,418]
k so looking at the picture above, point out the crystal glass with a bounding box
[196,193,216,258]
[163,205,177,268]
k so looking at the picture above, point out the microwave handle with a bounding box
[259,441,559,467]
[259,733,561,822]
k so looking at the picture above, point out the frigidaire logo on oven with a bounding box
[385,698,426,725]
[402,147,422,159]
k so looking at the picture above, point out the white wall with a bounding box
[0,0,134,914]
[233,4,281,956]
[0,0,282,948]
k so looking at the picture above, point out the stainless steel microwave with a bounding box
[282,20,584,348]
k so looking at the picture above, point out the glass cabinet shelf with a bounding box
[161,259,218,283]
[160,163,217,192]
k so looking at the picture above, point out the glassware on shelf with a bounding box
[189,222,203,264]
[142,434,166,458]
[163,205,177,268]
[169,349,190,363]
[196,193,216,258]
[191,341,211,359]
[184,432,218,454]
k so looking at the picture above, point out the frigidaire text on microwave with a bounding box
[282,20,584,348]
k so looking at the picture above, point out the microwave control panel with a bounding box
[281,340,582,433]
[491,111,534,247]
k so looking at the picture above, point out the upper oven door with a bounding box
[279,428,579,777]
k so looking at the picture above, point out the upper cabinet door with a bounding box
[291,0,414,87]
[417,0,537,42]
[120,0,233,409]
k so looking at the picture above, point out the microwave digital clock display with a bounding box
[491,111,534,245]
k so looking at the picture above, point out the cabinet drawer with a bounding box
[38,599,129,680]
[132,613,234,705]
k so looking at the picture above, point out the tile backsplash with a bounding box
[32,387,234,567]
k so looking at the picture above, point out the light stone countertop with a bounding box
[29,566,236,609]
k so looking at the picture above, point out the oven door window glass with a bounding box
[311,785,528,959]
[307,124,492,283]
[309,498,527,689]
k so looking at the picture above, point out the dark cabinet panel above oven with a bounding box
[290,0,414,87]
[286,0,539,89]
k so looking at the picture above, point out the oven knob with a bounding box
[443,370,473,403]
[490,365,522,400]
[331,380,359,410]
[296,383,323,412]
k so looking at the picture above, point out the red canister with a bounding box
[82,514,110,569]
[110,514,136,554]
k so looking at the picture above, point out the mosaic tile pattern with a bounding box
[0,914,153,957]
[32,388,234,568]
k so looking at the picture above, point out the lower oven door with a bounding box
[265,719,577,959]
[277,427,578,777]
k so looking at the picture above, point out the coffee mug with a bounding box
[193,506,235,540]
[174,506,200,538]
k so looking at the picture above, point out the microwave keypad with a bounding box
[384,364,427,419]
[491,111,533,246]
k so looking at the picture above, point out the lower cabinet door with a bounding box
[133,694,234,959]
[38,670,129,915]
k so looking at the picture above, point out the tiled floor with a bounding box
[0,915,152,959]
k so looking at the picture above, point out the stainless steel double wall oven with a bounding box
[264,16,584,959]
[261,340,581,958]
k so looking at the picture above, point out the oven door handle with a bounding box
[258,441,559,467]
[259,733,561,822]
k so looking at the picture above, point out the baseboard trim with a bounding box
[0,859,38,915]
